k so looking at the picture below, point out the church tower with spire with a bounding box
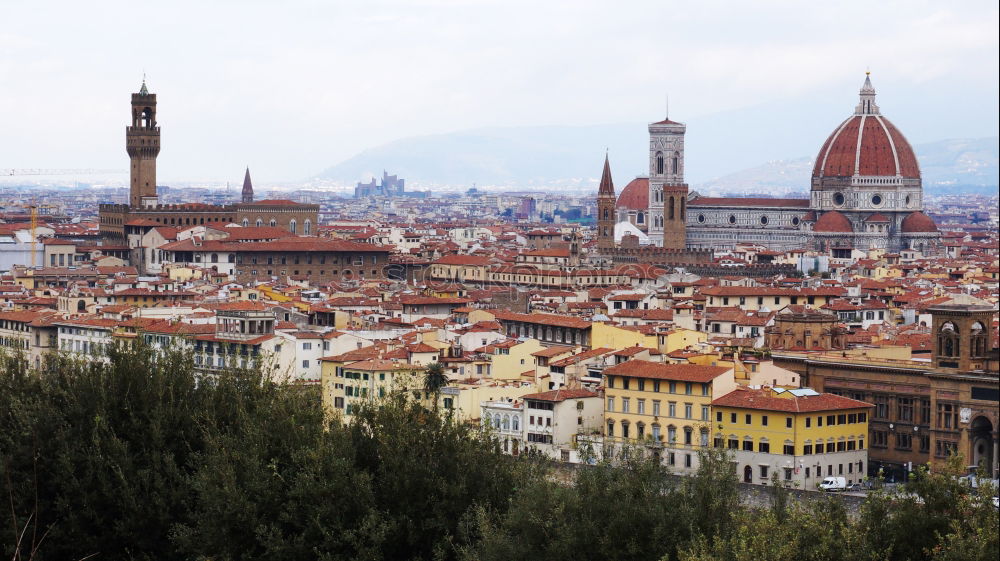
[241,167,254,203]
[597,154,617,251]
[126,78,160,208]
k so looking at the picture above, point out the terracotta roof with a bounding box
[494,311,592,330]
[813,114,920,179]
[901,211,938,233]
[712,387,873,413]
[603,360,730,382]
[616,177,649,211]
[520,389,598,402]
[813,210,854,233]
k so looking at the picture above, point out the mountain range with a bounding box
[316,96,998,195]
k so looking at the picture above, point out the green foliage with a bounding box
[2,344,996,561]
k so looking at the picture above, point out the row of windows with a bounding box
[608,397,709,420]
[606,420,708,444]
[606,376,709,396]
[239,269,381,278]
[241,254,376,266]
[718,436,864,455]
[716,411,867,427]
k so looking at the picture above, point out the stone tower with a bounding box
[127,79,160,208]
[928,295,996,372]
[648,115,687,249]
[241,167,254,203]
[596,154,616,251]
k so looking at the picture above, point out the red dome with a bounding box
[814,210,853,233]
[813,114,919,179]
[865,213,890,223]
[616,177,649,211]
[901,211,938,233]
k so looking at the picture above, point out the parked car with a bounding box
[846,482,864,492]
[820,477,847,492]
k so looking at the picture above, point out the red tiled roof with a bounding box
[603,360,730,382]
[901,212,938,233]
[712,387,873,413]
[616,177,649,211]
[520,389,598,402]
[813,114,920,179]
[814,211,853,233]
[494,311,592,330]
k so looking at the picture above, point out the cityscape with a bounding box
[1,1,997,559]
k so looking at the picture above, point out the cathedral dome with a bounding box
[900,211,938,233]
[616,177,649,210]
[812,75,920,179]
[865,213,890,223]
[813,210,853,233]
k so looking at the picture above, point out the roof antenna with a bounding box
[665,93,669,120]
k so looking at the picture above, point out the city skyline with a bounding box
[1,0,997,183]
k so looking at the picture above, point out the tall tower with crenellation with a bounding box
[648,112,688,249]
[596,154,617,251]
[126,79,160,208]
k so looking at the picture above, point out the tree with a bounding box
[423,362,449,411]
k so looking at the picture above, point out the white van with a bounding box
[820,477,847,492]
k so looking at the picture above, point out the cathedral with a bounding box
[603,74,941,256]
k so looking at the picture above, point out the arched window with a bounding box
[970,321,986,357]
[242,218,249,227]
[637,211,644,224]
[672,151,679,175]
[304,219,312,235]
[603,208,609,220]
[668,196,675,220]
[680,199,686,220]
[289,219,297,234]
[656,151,664,175]
[512,415,520,431]
[210,253,218,263]
[494,414,502,428]
[502,415,510,430]
[939,321,959,357]
[256,219,263,227]
[269,219,277,227]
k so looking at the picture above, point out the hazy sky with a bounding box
[1,0,997,184]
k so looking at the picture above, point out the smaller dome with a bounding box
[616,177,649,211]
[814,210,853,233]
[865,213,890,223]
[802,210,817,222]
[901,211,938,233]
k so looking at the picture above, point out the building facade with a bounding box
[611,74,942,253]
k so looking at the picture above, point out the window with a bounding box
[621,398,630,413]
[701,406,709,421]
[685,382,692,395]
[761,415,768,427]
[743,439,754,451]
[637,399,646,415]
[716,411,723,422]
[920,399,930,424]
[700,430,709,447]
[668,426,677,443]
[607,397,614,412]
[668,382,676,393]
[759,465,768,479]
[896,433,912,450]
[759,441,770,453]
[803,444,813,455]
[873,395,889,419]
[745,414,751,425]
[805,417,811,428]
[653,400,661,416]
[684,427,692,445]
[783,443,794,455]
[731,412,737,423]
[872,431,888,448]
[684,404,692,419]
[668,402,676,417]
[301,360,310,369]
[785,417,793,428]
[937,403,956,429]
[728,437,738,450]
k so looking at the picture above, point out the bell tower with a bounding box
[127,79,160,208]
[648,114,687,249]
[928,295,995,372]
[596,154,617,251]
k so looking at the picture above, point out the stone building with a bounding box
[772,295,999,480]
[765,306,848,351]
[100,81,318,242]
[610,74,942,254]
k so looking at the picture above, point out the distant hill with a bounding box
[315,117,997,194]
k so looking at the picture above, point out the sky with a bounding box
[1,0,997,185]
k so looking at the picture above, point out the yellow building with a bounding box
[591,322,657,350]
[601,360,735,473]
[323,358,425,418]
[712,386,872,487]
[657,328,707,353]
[489,338,545,380]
